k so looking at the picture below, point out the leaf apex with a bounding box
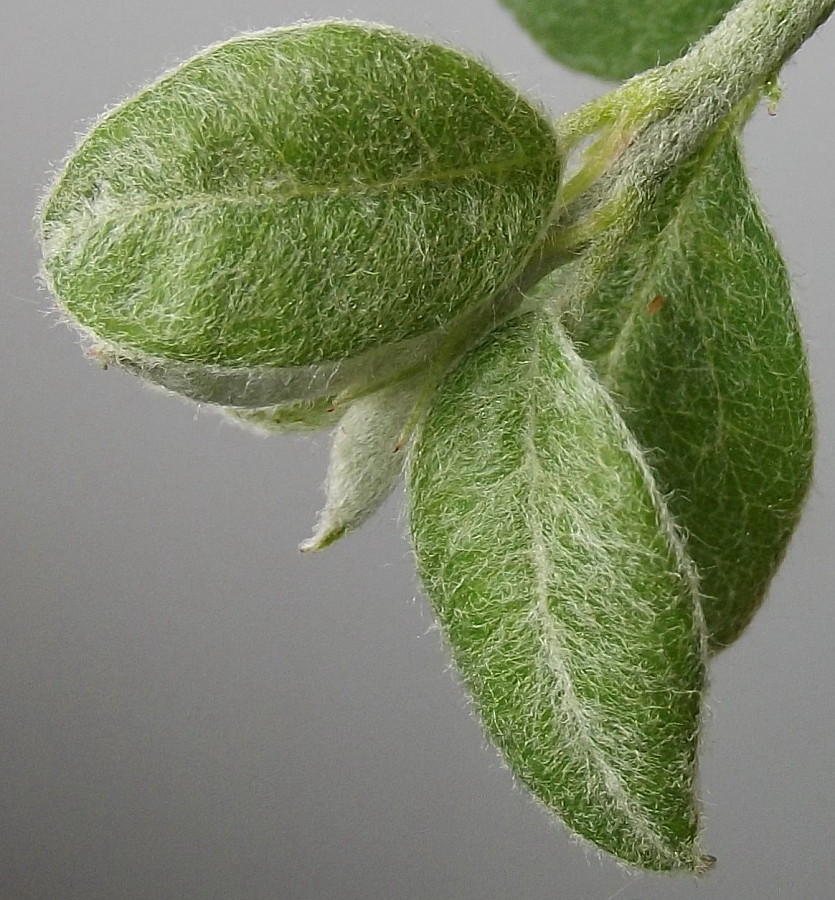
[299,522,346,554]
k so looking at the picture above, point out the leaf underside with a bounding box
[553,128,814,649]
[408,311,708,871]
[227,396,339,433]
[499,0,735,80]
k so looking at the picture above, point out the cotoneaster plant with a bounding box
[38,0,831,874]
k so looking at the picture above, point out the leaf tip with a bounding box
[298,523,346,554]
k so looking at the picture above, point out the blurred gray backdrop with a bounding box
[2,2,834,898]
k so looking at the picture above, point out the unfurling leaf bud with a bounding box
[40,21,562,408]
[301,372,428,552]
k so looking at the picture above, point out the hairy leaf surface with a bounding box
[408,311,709,871]
[302,375,427,551]
[554,129,814,648]
[41,22,561,380]
[226,396,339,433]
[500,0,735,80]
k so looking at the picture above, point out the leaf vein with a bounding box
[520,321,674,860]
[64,151,559,227]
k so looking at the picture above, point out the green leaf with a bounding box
[301,375,427,552]
[500,0,735,80]
[556,129,814,649]
[105,325,447,409]
[408,311,709,871]
[226,396,339,433]
[40,22,561,398]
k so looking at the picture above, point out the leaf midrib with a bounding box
[47,149,558,232]
[519,319,676,861]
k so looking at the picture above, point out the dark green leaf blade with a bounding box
[560,130,814,649]
[499,0,735,80]
[408,311,709,871]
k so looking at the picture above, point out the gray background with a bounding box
[2,1,834,898]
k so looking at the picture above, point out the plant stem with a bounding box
[531,0,834,319]
[633,0,835,178]
[674,0,835,104]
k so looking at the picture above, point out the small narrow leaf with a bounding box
[41,22,561,404]
[500,0,735,80]
[559,128,815,649]
[301,376,426,552]
[408,311,709,871]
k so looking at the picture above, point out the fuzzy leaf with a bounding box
[40,22,561,398]
[556,130,815,649]
[500,0,735,80]
[226,396,340,434]
[301,375,427,551]
[408,311,709,871]
[106,325,447,409]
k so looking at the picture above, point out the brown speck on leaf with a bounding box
[647,294,665,315]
